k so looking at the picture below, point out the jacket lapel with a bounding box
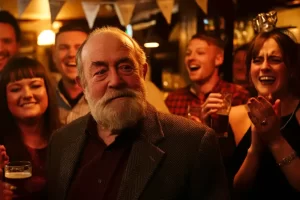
[117,105,165,200]
[59,116,88,200]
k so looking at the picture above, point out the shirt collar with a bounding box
[189,78,223,96]
[85,115,141,145]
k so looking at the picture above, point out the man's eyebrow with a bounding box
[90,61,108,68]
[115,57,134,66]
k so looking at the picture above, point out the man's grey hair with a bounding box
[76,26,147,85]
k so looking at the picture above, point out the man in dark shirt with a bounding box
[47,27,229,200]
[52,23,90,124]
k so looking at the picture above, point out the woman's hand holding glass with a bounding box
[0,145,9,168]
[0,145,12,200]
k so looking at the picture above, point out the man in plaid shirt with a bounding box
[165,33,250,186]
[165,32,250,121]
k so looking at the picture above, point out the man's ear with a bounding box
[215,49,224,67]
[141,63,148,79]
[75,76,84,91]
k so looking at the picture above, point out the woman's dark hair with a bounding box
[0,56,61,140]
[246,29,300,98]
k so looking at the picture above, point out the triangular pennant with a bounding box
[156,0,174,24]
[114,1,135,27]
[17,0,31,17]
[196,0,208,14]
[81,1,100,29]
[49,0,66,23]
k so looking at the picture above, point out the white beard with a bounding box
[85,82,147,130]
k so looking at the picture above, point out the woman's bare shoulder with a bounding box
[230,105,249,122]
[229,105,251,145]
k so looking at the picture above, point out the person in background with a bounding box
[52,23,89,124]
[0,10,20,71]
[165,32,250,120]
[46,26,229,200]
[229,26,300,199]
[233,43,257,97]
[0,56,61,199]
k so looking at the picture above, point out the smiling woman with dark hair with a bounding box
[229,25,300,199]
[0,56,61,200]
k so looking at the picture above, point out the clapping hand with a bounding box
[247,96,282,147]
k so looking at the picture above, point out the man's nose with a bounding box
[108,69,126,89]
[186,52,196,61]
[68,47,77,57]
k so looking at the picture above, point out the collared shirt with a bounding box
[56,80,90,125]
[66,117,136,200]
[165,79,250,117]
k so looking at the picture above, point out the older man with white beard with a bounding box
[46,27,229,200]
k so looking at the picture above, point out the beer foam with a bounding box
[5,172,32,179]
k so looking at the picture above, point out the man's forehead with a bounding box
[88,32,133,49]
[56,31,87,42]
[81,32,135,61]
[0,23,16,37]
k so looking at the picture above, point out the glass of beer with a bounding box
[4,161,32,198]
[210,92,232,137]
[187,104,202,121]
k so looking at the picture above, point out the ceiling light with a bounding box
[37,30,55,46]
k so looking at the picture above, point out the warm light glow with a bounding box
[37,30,55,46]
[52,21,63,30]
[144,42,159,48]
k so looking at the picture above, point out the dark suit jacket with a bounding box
[47,104,229,200]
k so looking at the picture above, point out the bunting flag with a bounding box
[49,0,66,23]
[156,0,174,24]
[196,0,208,14]
[114,1,135,27]
[81,1,100,29]
[17,0,31,17]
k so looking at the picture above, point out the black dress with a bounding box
[231,104,300,199]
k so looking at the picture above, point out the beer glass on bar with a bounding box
[211,92,232,137]
[4,161,32,198]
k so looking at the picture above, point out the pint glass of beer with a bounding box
[4,161,32,198]
[187,104,202,120]
[211,92,232,137]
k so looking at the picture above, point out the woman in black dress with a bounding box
[229,14,300,199]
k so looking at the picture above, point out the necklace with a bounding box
[280,100,299,131]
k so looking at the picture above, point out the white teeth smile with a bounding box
[21,102,36,107]
[66,62,76,66]
[259,76,276,81]
[189,65,200,71]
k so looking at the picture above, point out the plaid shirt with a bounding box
[165,79,250,117]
